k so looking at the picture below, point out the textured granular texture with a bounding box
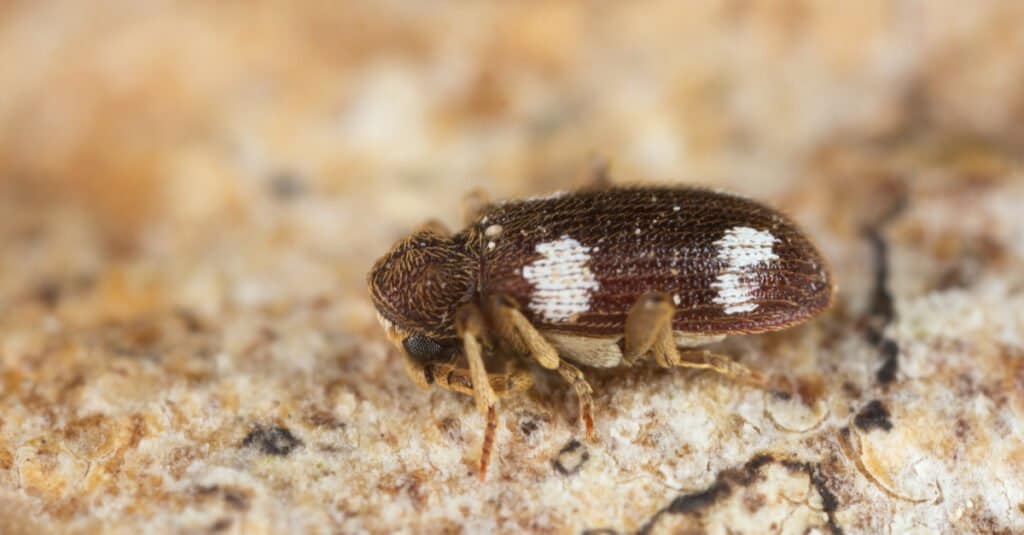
[2,2,1024,534]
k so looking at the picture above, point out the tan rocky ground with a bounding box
[1,2,1024,533]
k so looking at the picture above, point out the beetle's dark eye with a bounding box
[403,334,444,362]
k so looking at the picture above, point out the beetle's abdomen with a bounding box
[477,186,832,336]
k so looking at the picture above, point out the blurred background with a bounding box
[2,2,1024,532]
[2,1,1022,315]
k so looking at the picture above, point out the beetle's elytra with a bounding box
[369,184,833,479]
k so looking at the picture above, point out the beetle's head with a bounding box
[368,225,476,362]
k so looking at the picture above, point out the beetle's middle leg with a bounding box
[624,292,766,386]
[484,294,596,439]
[484,295,559,369]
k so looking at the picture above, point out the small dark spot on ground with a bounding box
[796,376,826,405]
[242,425,302,456]
[581,529,619,535]
[307,410,345,430]
[438,416,462,443]
[742,490,767,513]
[175,308,204,332]
[553,439,589,476]
[194,485,251,511]
[209,517,232,533]
[35,281,61,307]
[520,419,539,436]
[223,489,251,511]
[854,400,893,432]
[955,418,970,439]
[268,170,306,200]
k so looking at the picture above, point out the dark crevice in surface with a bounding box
[636,453,843,535]
[862,193,907,385]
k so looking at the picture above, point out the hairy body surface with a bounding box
[369,184,833,478]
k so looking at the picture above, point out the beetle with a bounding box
[368,183,833,478]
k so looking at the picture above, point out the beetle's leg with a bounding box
[412,218,452,237]
[454,302,501,479]
[556,360,596,440]
[670,349,767,387]
[483,294,560,369]
[413,361,535,398]
[623,292,675,367]
[623,292,766,386]
[483,294,595,438]
[581,155,613,189]
[461,188,491,226]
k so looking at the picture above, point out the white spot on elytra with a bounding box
[484,224,503,238]
[673,294,681,306]
[711,226,778,314]
[522,235,600,322]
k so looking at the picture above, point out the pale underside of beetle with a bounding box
[368,180,833,479]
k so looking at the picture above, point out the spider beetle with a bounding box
[368,182,833,479]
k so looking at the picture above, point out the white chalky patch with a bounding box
[710,226,778,314]
[522,235,600,322]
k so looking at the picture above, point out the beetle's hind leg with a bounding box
[624,292,766,387]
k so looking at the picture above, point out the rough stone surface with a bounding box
[2,2,1024,533]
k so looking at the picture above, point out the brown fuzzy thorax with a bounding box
[368,229,477,340]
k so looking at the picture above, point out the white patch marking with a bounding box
[484,224,503,238]
[522,235,600,322]
[710,226,778,314]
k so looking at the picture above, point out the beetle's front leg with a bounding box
[623,292,766,387]
[452,302,502,479]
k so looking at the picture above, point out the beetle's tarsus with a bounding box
[674,349,768,387]
[556,360,596,439]
[479,405,497,480]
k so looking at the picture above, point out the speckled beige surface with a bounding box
[2,2,1024,534]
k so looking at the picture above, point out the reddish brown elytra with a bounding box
[368,184,833,479]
